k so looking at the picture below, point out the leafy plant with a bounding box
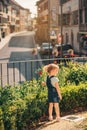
[0,62,87,129]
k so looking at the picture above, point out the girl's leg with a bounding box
[54,103,60,121]
[48,103,53,120]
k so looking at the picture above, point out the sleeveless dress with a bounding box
[46,75,60,103]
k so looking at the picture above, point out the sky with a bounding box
[15,0,39,17]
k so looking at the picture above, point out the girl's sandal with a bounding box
[48,116,53,121]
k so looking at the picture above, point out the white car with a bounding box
[40,42,53,55]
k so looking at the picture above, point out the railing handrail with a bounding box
[0,56,87,87]
[0,56,87,64]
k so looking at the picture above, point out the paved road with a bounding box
[0,31,36,62]
[0,31,42,86]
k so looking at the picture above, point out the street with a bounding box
[0,31,43,86]
[0,31,37,62]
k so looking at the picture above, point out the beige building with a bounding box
[0,0,9,37]
[32,17,37,30]
[10,1,31,33]
[17,7,31,32]
[36,0,59,44]
[20,9,27,31]
[0,0,31,39]
[37,0,87,55]
[8,1,19,33]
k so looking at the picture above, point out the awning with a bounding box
[0,25,7,29]
[79,32,87,34]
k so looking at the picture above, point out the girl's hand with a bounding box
[59,95,62,100]
[42,81,46,86]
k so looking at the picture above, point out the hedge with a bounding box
[0,81,87,130]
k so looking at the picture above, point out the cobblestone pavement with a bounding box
[36,111,87,130]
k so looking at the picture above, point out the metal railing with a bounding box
[0,57,87,87]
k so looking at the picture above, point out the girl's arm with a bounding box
[55,82,62,100]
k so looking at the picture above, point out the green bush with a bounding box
[60,83,87,112]
[0,62,87,130]
[58,62,87,86]
[0,82,87,130]
[0,80,48,130]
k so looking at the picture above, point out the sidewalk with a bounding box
[0,31,26,50]
[36,111,87,130]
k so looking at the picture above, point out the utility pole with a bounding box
[60,0,63,57]
[48,0,51,59]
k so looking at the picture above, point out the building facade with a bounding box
[0,0,31,40]
[36,0,59,44]
[36,0,87,55]
[58,0,79,52]
[79,0,87,55]
[0,0,9,37]
[58,0,87,54]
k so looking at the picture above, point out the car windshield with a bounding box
[42,43,52,47]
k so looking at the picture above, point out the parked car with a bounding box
[56,44,75,58]
[39,42,53,55]
[82,41,87,56]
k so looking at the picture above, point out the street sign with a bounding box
[50,30,57,39]
[50,35,57,39]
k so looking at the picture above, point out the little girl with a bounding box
[43,63,62,121]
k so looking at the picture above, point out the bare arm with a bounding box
[55,82,62,100]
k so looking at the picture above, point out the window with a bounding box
[72,10,78,25]
[44,2,48,10]
[65,33,69,44]
[77,33,79,42]
[61,0,70,4]
[3,6,7,13]
[79,0,87,8]
[85,8,87,23]
[62,14,70,25]
[0,2,3,11]
[79,10,83,24]
[0,16,1,23]
[58,15,61,26]
[71,30,74,46]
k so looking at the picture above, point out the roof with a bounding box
[10,0,24,9]
[36,0,45,6]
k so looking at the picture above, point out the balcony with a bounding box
[0,11,3,15]
[0,16,8,24]
[79,24,87,32]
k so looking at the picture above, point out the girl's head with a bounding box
[43,64,59,75]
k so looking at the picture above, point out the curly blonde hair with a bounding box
[43,63,59,73]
